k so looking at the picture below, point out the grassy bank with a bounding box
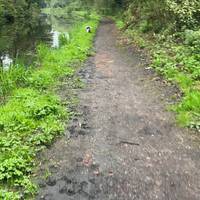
[115,18,200,130]
[0,15,99,199]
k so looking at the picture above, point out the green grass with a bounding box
[0,14,99,199]
[0,65,30,102]
[114,17,200,130]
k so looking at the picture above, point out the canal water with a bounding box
[0,13,73,69]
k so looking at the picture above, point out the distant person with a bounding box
[86,26,91,33]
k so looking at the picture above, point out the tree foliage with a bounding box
[120,0,200,32]
[68,0,199,32]
[0,0,44,24]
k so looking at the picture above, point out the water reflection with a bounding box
[0,55,13,70]
[48,14,74,49]
[51,30,60,48]
[0,13,74,69]
[0,16,52,69]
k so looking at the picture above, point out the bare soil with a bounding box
[36,19,200,200]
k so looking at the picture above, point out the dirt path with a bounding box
[37,19,200,200]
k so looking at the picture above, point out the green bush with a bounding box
[184,29,200,48]
[0,190,20,200]
[139,20,153,33]
[176,91,200,127]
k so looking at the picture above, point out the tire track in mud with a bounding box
[37,19,200,200]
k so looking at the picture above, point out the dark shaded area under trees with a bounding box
[0,0,46,24]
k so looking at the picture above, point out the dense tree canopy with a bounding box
[122,0,200,32]
[0,0,45,24]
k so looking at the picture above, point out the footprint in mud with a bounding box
[138,124,162,136]
[68,106,91,138]
[58,170,101,199]
[59,177,78,196]
[39,157,103,200]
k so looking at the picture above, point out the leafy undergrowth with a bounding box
[115,19,200,130]
[0,15,99,199]
[152,40,200,129]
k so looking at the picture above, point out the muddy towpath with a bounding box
[37,19,200,200]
